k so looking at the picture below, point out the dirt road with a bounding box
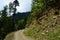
[14,30,34,40]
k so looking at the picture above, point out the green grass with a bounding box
[4,32,14,40]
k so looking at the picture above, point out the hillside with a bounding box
[24,8,60,40]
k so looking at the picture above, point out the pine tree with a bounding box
[0,5,8,40]
[1,6,7,20]
[13,0,19,30]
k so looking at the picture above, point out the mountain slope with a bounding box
[24,8,60,40]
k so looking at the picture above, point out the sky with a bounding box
[0,0,32,12]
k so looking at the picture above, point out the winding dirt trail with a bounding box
[13,30,34,40]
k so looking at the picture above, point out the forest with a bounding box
[0,0,60,40]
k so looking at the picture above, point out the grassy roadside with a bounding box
[4,32,14,40]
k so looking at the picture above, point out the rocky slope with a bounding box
[24,8,60,40]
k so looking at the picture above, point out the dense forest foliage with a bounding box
[31,0,60,18]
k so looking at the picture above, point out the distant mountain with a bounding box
[13,12,31,20]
